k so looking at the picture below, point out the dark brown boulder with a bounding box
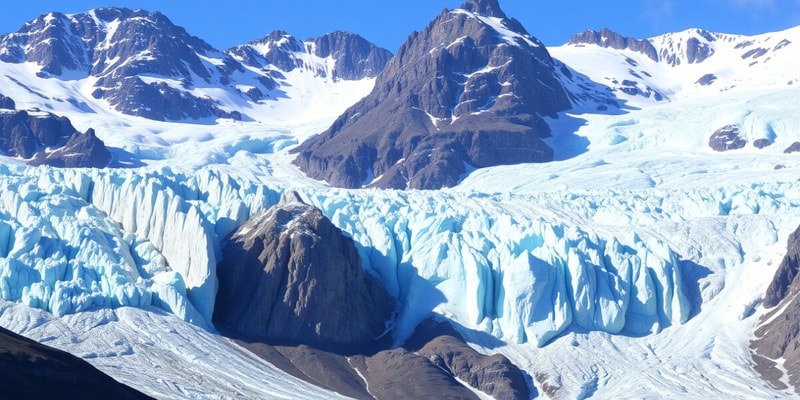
[214,191,395,352]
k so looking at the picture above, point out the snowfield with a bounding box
[2,18,800,399]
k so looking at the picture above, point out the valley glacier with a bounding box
[2,85,800,397]
[1,6,800,398]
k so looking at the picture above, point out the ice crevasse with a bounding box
[302,190,694,346]
[1,164,795,345]
[0,165,279,326]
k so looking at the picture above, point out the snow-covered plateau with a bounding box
[2,6,800,399]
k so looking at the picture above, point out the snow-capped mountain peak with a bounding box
[0,7,391,125]
[554,25,799,111]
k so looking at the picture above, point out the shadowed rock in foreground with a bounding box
[215,190,532,399]
[214,191,395,352]
[0,326,151,399]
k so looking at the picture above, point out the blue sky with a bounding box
[1,0,798,52]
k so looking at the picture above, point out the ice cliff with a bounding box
[0,165,795,345]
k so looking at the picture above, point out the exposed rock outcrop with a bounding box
[0,94,15,110]
[709,124,746,152]
[696,73,717,86]
[214,191,395,351]
[656,29,718,67]
[0,109,110,167]
[237,318,531,400]
[752,225,800,393]
[0,326,151,399]
[216,189,531,398]
[403,318,531,400]
[566,28,658,61]
[784,142,800,154]
[293,0,571,190]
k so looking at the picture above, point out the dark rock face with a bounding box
[236,317,531,400]
[0,94,15,110]
[0,326,151,399]
[30,128,111,168]
[752,225,800,392]
[214,191,395,351]
[0,110,110,167]
[685,36,715,64]
[403,318,531,400]
[753,138,772,149]
[216,190,530,398]
[696,73,717,86]
[709,125,746,151]
[785,142,800,154]
[660,29,717,66]
[0,8,266,121]
[566,28,658,61]
[228,30,392,81]
[293,0,571,190]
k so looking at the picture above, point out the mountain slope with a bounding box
[293,0,571,190]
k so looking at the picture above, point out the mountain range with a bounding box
[1,0,800,398]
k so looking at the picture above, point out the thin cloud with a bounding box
[643,0,675,30]
[728,0,775,7]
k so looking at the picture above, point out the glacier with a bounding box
[0,10,799,396]
[2,160,797,349]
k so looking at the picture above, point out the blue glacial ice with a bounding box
[0,163,797,345]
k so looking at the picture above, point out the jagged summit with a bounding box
[0,7,391,123]
[566,28,658,61]
[460,0,507,18]
[229,30,391,81]
[293,0,570,190]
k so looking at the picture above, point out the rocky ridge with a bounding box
[566,28,658,61]
[228,30,392,81]
[752,225,800,393]
[213,191,395,351]
[0,96,110,167]
[0,8,391,122]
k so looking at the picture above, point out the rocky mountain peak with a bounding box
[293,0,570,190]
[459,0,507,18]
[0,7,267,121]
[214,193,395,351]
